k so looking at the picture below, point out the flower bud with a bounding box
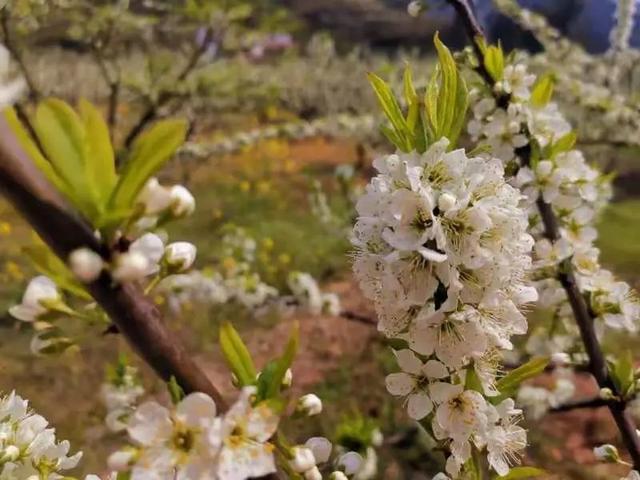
[304,467,322,480]
[289,447,316,473]
[305,436,332,464]
[170,185,196,217]
[108,450,134,471]
[282,368,293,388]
[407,1,422,17]
[371,428,384,447]
[112,252,150,282]
[1,445,19,462]
[296,393,322,416]
[164,242,197,272]
[550,352,570,366]
[593,444,619,463]
[69,248,104,283]
[599,387,615,400]
[338,451,363,475]
[329,472,348,480]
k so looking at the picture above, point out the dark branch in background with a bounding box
[550,396,613,413]
[122,26,219,149]
[92,48,120,135]
[0,118,227,410]
[446,0,640,468]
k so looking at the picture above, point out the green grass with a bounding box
[597,199,640,280]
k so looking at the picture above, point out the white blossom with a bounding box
[9,276,65,322]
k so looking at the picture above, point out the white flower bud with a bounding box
[550,352,570,366]
[289,447,316,473]
[407,1,422,17]
[164,242,197,272]
[1,445,19,462]
[112,252,150,282]
[593,444,619,462]
[69,248,104,283]
[170,185,196,217]
[371,428,384,447]
[599,387,615,400]
[304,467,322,480]
[138,178,172,215]
[338,451,363,475]
[282,368,293,388]
[329,472,348,480]
[297,393,322,416]
[107,450,134,471]
[305,437,332,464]
[438,192,456,212]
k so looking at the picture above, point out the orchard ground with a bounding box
[0,132,638,479]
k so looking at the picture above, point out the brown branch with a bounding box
[550,396,613,413]
[0,117,227,410]
[446,0,640,469]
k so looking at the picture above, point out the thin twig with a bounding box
[550,396,613,413]
[446,0,640,468]
[0,117,227,410]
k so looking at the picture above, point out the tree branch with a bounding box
[446,0,640,469]
[0,117,227,410]
[550,396,613,413]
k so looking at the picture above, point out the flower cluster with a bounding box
[351,138,536,477]
[109,387,279,480]
[468,61,639,348]
[100,361,145,433]
[288,271,341,316]
[0,391,82,479]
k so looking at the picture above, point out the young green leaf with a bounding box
[78,99,116,204]
[167,376,186,405]
[109,118,187,210]
[530,73,555,108]
[3,108,69,197]
[219,321,257,386]
[610,350,635,397]
[495,357,549,399]
[257,322,299,401]
[367,72,411,151]
[484,43,505,81]
[549,131,577,158]
[32,99,98,219]
[492,466,546,479]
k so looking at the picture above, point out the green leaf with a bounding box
[424,33,468,148]
[109,118,187,210]
[484,43,505,81]
[549,131,577,158]
[492,466,546,479]
[167,376,186,405]
[496,357,549,399]
[530,74,554,108]
[78,99,116,204]
[367,72,411,151]
[611,350,635,397]
[256,322,299,401]
[219,321,257,386]
[33,99,98,219]
[3,108,70,197]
